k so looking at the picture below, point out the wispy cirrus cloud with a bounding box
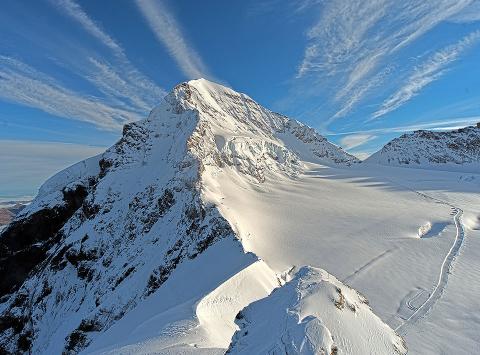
[372,30,480,119]
[52,0,124,55]
[0,56,141,130]
[0,0,167,131]
[135,0,210,79]
[448,1,480,23]
[295,0,480,123]
[86,57,154,112]
[329,65,395,123]
[339,134,377,150]
[325,116,480,136]
[51,0,166,110]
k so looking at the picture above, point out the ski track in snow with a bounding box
[343,249,393,284]
[395,204,465,334]
[406,290,427,311]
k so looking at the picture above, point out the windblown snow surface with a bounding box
[1,79,479,355]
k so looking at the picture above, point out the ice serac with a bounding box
[0,79,380,355]
[228,267,407,355]
[365,126,480,172]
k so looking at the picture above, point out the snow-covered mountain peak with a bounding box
[0,80,363,354]
[160,79,357,178]
[157,78,283,135]
[365,125,480,172]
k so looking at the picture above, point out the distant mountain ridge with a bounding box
[0,201,29,232]
[365,125,480,172]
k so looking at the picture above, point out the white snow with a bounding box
[2,79,479,355]
[365,126,480,172]
[195,260,279,349]
[227,266,407,354]
[84,238,264,354]
[417,222,432,238]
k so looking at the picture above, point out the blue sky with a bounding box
[1,0,480,197]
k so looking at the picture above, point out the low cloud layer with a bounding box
[0,140,105,197]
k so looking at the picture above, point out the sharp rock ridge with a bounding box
[0,79,361,354]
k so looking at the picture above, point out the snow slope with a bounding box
[228,266,406,354]
[0,79,364,355]
[1,79,479,354]
[365,165,480,354]
[0,82,240,353]
[365,126,480,172]
[86,82,480,354]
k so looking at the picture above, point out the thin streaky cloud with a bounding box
[86,58,153,112]
[448,1,480,23]
[52,0,166,109]
[329,65,394,123]
[388,1,472,53]
[295,0,480,123]
[298,0,387,79]
[372,30,480,119]
[135,0,210,79]
[324,116,480,137]
[52,0,124,55]
[0,56,141,130]
[339,134,377,150]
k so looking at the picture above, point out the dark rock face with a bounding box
[158,189,175,216]
[0,152,234,353]
[64,318,103,355]
[0,185,88,297]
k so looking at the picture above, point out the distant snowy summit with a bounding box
[365,124,480,172]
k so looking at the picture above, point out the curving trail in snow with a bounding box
[396,206,465,334]
[406,290,427,311]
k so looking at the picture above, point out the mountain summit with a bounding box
[0,79,411,355]
[163,79,359,170]
[365,125,480,171]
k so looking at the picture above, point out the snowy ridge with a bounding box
[0,80,237,354]
[365,126,480,172]
[228,266,407,355]
[0,79,405,355]
[167,79,359,178]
